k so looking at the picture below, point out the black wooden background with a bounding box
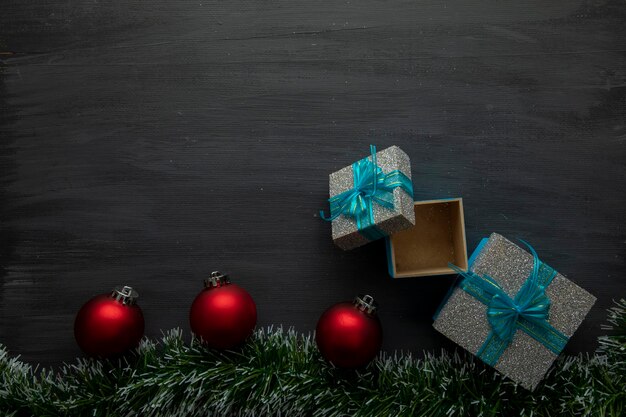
[1,1,625,366]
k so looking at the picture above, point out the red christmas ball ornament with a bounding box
[316,294,382,368]
[74,286,145,358]
[189,271,257,349]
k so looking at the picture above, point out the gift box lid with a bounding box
[322,145,415,250]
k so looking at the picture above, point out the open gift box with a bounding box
[386,198,468,278]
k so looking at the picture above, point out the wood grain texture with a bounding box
[1,0,625,366]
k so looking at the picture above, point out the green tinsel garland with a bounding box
[1,300,624,417]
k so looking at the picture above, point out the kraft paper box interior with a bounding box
[432,233,596,390]
[325,145,415,250]
[386,198,468,278]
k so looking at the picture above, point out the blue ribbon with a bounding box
[320,145,414,241]
[449,241,569,366]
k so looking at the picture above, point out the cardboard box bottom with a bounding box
[387,199,468,278]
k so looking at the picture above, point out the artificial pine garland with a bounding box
[1,300,624,417]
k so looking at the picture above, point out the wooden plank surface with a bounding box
[1,0,625,366]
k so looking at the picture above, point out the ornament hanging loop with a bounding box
[204,271,231,288]
[354,294,377,315]
[111,286,139,305]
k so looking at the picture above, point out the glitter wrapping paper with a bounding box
[328,146,415,250]
[432,233,596,390]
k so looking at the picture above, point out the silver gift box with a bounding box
[433,233,596,390]
[328,146,415,250]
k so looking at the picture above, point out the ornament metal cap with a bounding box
[353,294,377,315]
[111,286,139,306]
[204,271,231,288]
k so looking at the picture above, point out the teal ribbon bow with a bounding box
[320,145,413,241]
[449,241,569,366]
